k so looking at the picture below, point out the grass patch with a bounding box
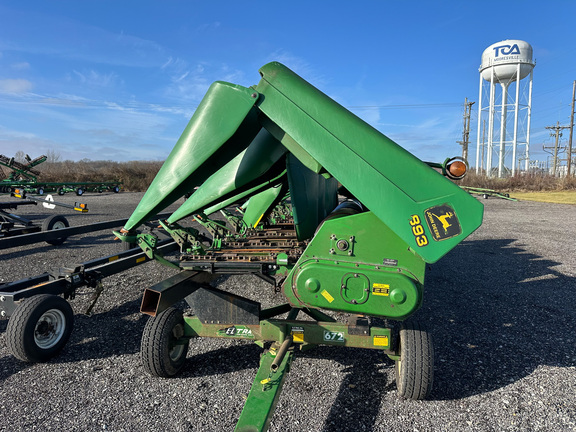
[509,191,576,205]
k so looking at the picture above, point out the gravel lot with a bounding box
[1,192,575,432]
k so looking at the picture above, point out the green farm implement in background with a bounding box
[0,154,122,196]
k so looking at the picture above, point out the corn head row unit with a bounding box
[4,63,484,431]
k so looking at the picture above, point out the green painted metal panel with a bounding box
[166,128,287,224]
[286,153,338,240]
[242,184,285,228]
[255,62,483,263]
[201,171,287,217]
[123,81,261,231]
[283,211,425,319]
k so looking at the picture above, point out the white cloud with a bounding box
[11,62,30,70]
[0,79,32,94]
[70,69,119,88]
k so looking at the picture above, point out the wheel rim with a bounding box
[52,221,67,230]
[34,308,66,349]
[169,323,186,361]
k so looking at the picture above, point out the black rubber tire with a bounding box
[113,186,120,193]
[76,187,84,196]
[141,307,189,377]
[57,187,65,196]
[37,187,45,195]
[42,215,69,246]
[6,294,74,363]
[395,320,434,400]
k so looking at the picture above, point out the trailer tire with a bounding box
[57,187,65,195]
[6,294,74,363]
[141,307,189,378]
[76,187,84,196]
[395,320,434,400]
[42,215,69,246]
[113,185,120,193]
[37,187,45,195]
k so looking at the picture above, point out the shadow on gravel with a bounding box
[307,346,393,432]
[62,298,149,362]
[1,234,119,261]
[173,340,392,432]
[422,238,576,400]
[180,343,262,378]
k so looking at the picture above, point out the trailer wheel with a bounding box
[113,185,120,193]
[76,187,84,196]
[42,215,69,246]
[395,320,434,400]
[57,187,65,195]
[141,307,189,377]
[37,187,45,195]
[6,294,74,363]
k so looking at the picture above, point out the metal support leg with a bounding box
[235,342,294,432]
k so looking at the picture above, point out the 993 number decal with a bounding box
[409,215,429,247]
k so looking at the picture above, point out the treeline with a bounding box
[459,171,576,192]
[5,158,575,193]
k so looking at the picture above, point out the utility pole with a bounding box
[458,98,475,162]
[568,80,575,176]
[544,121,569,176]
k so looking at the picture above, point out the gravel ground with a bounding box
[1,192,575,432]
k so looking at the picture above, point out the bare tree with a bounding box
[46,149,61,163]
[13,150,27,163]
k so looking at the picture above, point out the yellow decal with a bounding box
[253,213,264,228]
[409,214,429,247]
[424,205,462,241]
[136,257,146,263]
[373,335,389,347]
[372,283,390,296]
[291,326,304,343]
[108,256,119,262]
[321,289,334,303]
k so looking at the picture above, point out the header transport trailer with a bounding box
[2,62,483,431]
[0,153,122,196]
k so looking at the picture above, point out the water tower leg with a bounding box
[498,83,508,178]
[511,64,521,176]
[487,70,495,177]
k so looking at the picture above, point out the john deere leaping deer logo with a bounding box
[424,205,461,241]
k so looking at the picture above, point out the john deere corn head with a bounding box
[113,62,483,430]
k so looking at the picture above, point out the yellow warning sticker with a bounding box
[372,283,390,296]
[253,213,264,228]
[291,326,304,343]
[373,335,389,347]
[321,289,334,303]
[108,255,119,262]
[136,257,146,264]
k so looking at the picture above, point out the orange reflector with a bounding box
[448,161,467,178]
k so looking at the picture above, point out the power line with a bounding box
[348,103,461,110]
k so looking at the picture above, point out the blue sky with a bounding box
[0,1,575,167]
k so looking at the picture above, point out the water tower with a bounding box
[475,40,535,177]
